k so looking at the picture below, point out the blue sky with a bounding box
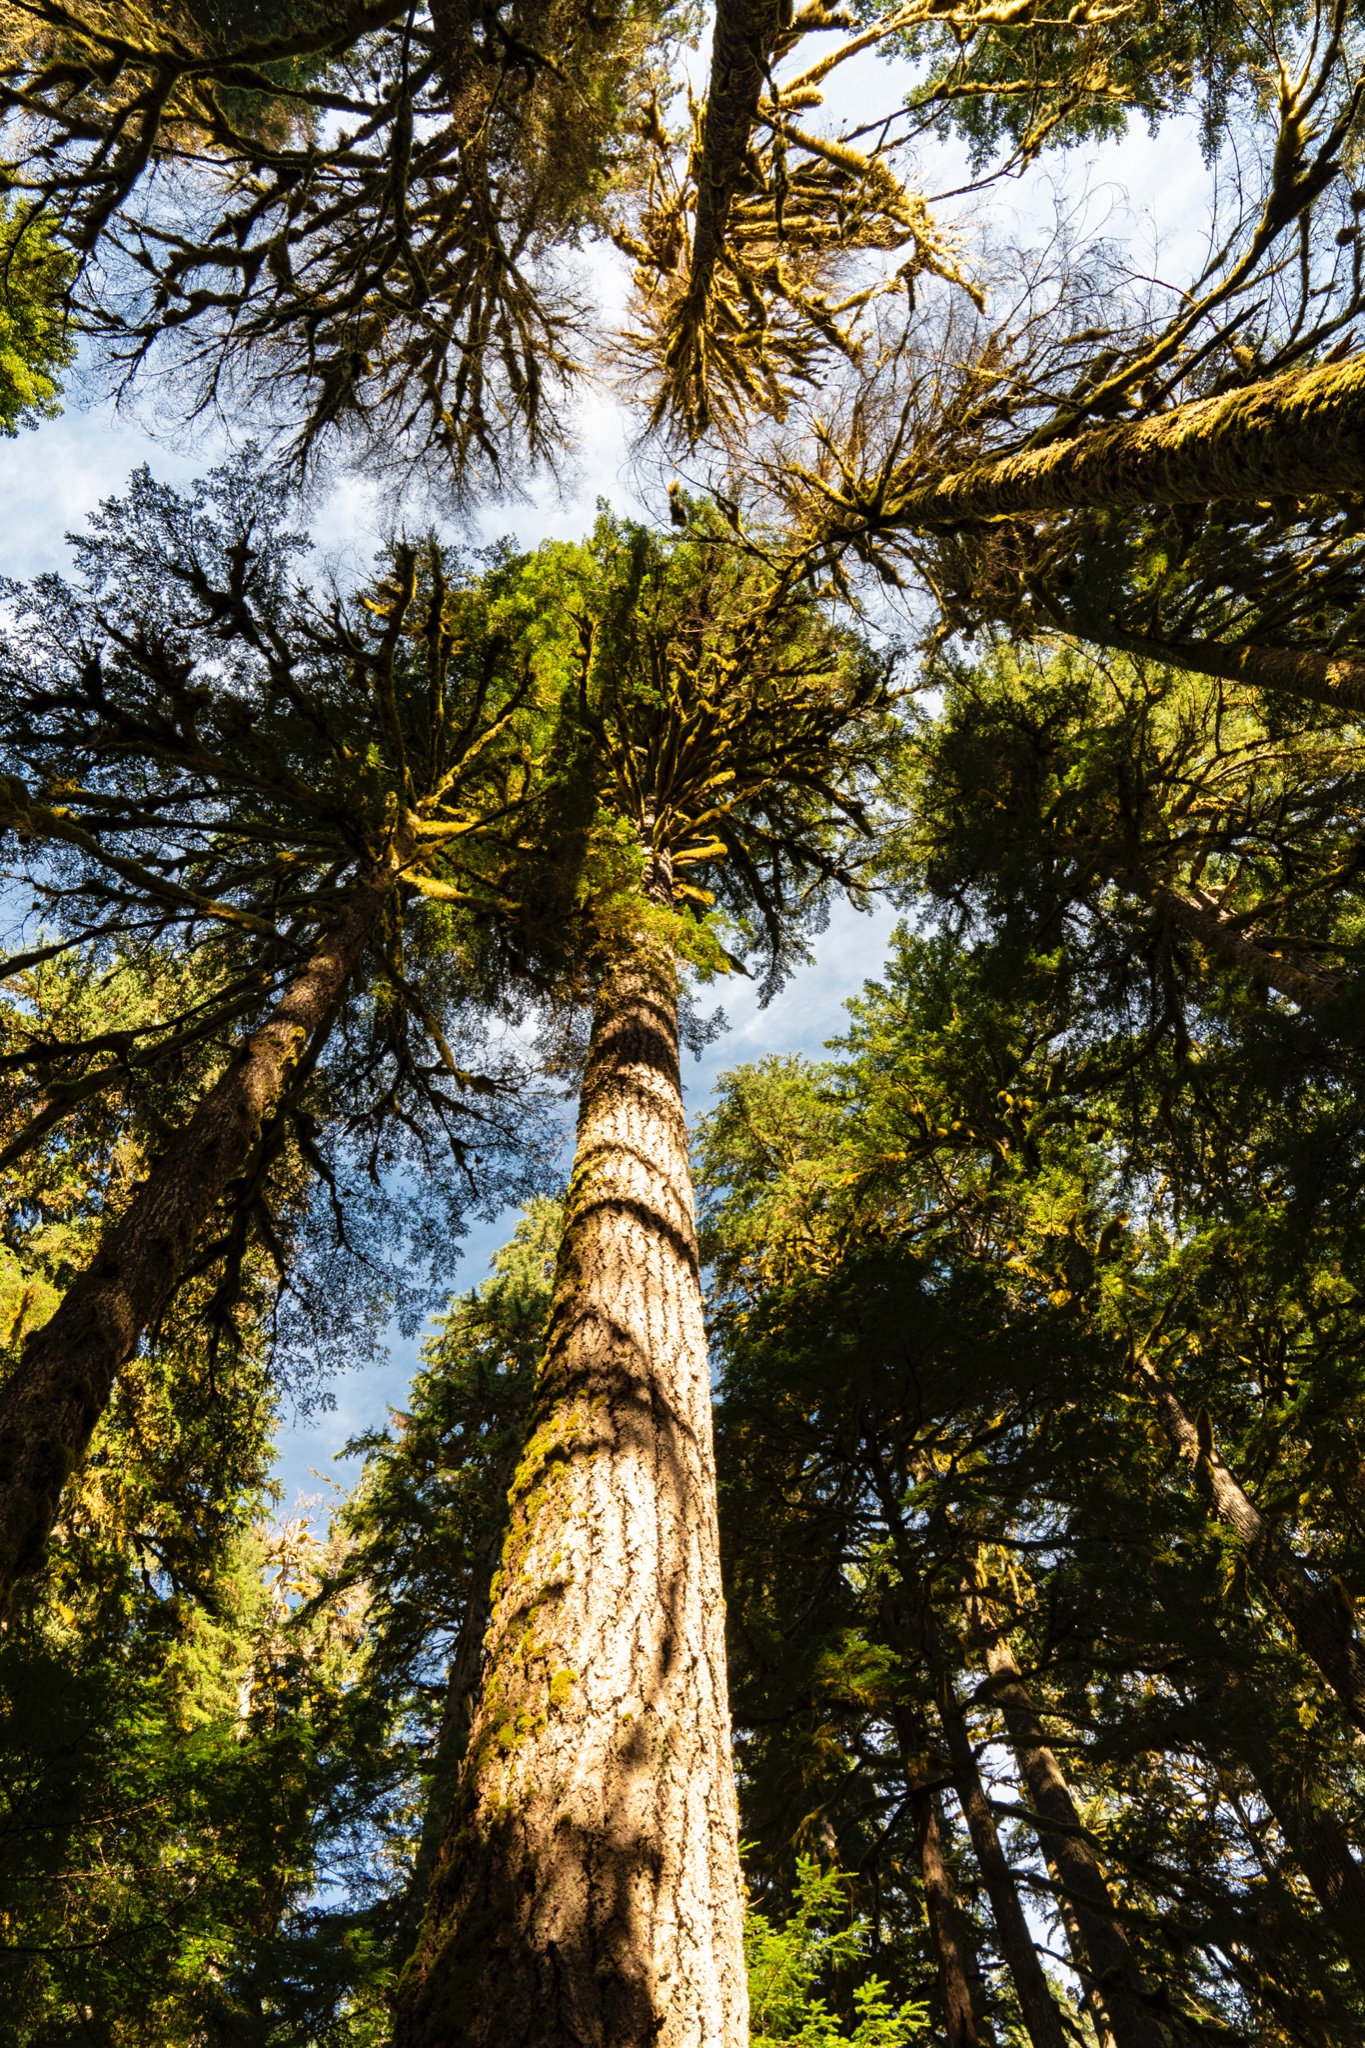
[0,95,1210,1517]
[0,320,909,1519]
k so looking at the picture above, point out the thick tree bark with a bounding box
[1091,630,1365,720]
[396,937,748,2048]
[982,1639,1168,2048]
[1105,864,1342,1011]
[848,354,1365,536]
[891,1702,987,2048]
[1134,1352,1365,1737]
[0,863,397,1605]
[910,1781,987,2048]
[935,1671,1070,2048]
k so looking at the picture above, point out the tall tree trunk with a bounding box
[0,862,398,1606]
[891,1702,988,2048]
[982,1639,1168,2048]
[1209,1678,1365,1984]
[1134,1352,1365,1736]
[396,936,748,2048]
[1253,1759,1365,1983]
[1086,629,1365,719]
[934,1670,1070,2048]
[1105,865,1341,1010]
[853,353,1365,536]
[687,0,782,312]
[662,0,784,433]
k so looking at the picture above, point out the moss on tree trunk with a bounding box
[397,935,748,2048]
[852,355,1365,536]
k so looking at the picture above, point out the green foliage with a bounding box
[0,455,556,1375]
[0,1332,396,2043]
[0,947,401,2042]
[339,1194,561,1805]
[700,865,1365,2038]
[746,1859,927,2047]
[485,508,902,1000]
[0,201,73,434]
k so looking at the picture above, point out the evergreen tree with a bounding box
[397,510,900,2048]
[0,198,74,433]
[696,889,1365,2042]
[0,0,685,486]
[0,454,552,1604]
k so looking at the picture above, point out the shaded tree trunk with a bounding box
[396,937,747,2048]
[428,0,494,140]
[935,1670,1070,2048]
[1205,1672,1365,1985]
[1151,1574,1365,1979]
[1134,1352,1365,1737]
[1106,865,1341,1011]
[891,1702,988,2048]
[859,354,1365,535]
[687,0,782,314]
[1089,629,1365,720]
[0,861,399,1606]
[982,1638,1168,2048]
[1254,1758,1365,1983]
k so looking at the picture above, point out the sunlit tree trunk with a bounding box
[983,1639,1168,2048]
[934,1670,1069,2048]
[397,934,748,2048]
[0,861,399,1607]
[869,355,1365,532]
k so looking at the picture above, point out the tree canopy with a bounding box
[5,1,1365,2044]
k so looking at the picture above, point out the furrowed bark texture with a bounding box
[983,1641,1168,2048]
[1107,865,1341,1011]
[397,939,748,2048]
[864,355,1365,533]
[892,1705,986,2048]
[1135,1353,1365,1736]
[1098,632,1365,719]
[0,870,394,1605]
[935,1673,1069,2048]
[909,1784,987,2048]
